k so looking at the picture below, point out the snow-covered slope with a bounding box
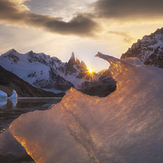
[9,52,163,163]
[0,49,77,91]
[0,65,57,97]
[121,28,163,68]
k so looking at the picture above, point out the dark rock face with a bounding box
[0,66,59,97]
[79,70,116,96]
[67,52,87,74]
[67,52,76,73]
[121,28,163,68]
[144,48,163,68]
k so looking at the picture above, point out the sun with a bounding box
[84,67,96,81]
[88,67,94,74]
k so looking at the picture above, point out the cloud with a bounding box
[0,0,99,37]
[108,31,134,43]
[92,0,163,20]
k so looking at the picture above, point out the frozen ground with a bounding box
[2,52,163,163]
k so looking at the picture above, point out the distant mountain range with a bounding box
[0,65,60,97]
[0,49,78,91]
[0,49,116,97]
[121,28,163,68]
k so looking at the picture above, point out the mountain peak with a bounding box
[71,52,75,60]
[153,27,163,35]
[1,49,20,64]
[68,52,76,64]
[4,49,18,55]
[121,27,163,68]
[10,49,17,53]
[67,52,87,73]
[28,50,34,54]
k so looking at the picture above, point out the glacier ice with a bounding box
[9,52,163,163]
[0,99,7,106]
[9,90,18,106]
[0,90,17,107]
[9,90,18,99]
[0,90,7,99]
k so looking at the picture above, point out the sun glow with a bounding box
[88,67,94,74]
[83,67,97,81]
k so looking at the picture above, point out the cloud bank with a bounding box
[1,0,163,37]
[93,0,163,20]
[0,0,98,37]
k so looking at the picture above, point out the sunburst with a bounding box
[84,67,97,82]
[88,67,94,74]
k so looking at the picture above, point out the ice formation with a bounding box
[0,90,7,99]
[9,52,163,163]
[9,90,18,99]
[0,99,7,106]
[8,90,18,107]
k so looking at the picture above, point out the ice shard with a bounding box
[9,52,163,163]
[9,90,18,99]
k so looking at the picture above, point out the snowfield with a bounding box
[6,52,163,163]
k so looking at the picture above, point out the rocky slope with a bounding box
[0,65,61,97]
[121,28,163,68]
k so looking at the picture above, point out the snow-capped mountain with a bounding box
[121,28,163,68]
[0,49,87,91]
[0,49,117,96]
[0,65,57,97]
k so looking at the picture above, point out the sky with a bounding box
[1,0,163,72]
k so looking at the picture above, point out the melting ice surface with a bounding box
[9,52,163,163]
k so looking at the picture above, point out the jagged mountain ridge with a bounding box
[0,49,88,91]
[67,52,87,74]
[121,28,163,68]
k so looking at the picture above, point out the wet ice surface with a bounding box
[7,53,163,163]
[0,98,61,163]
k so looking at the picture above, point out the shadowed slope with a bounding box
[0,65,61,97]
